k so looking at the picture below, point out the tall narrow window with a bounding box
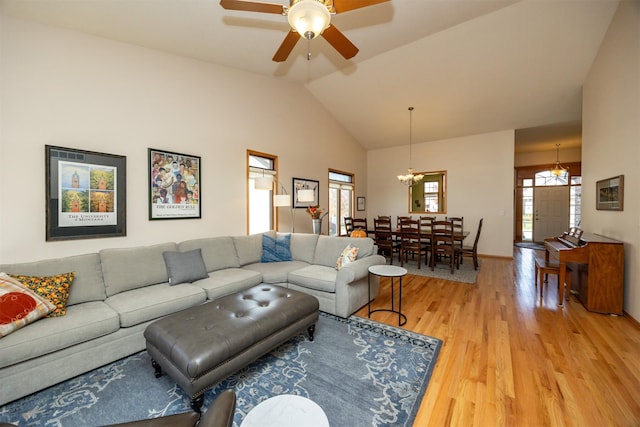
[328,170,354,236]
[247,151,277,234]
[570,176,582,228]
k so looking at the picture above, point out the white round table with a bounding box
[240,394,329,427]
[368,265,408,326]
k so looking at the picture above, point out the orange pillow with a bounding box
[0,273,56,337]
[10,272,75,317]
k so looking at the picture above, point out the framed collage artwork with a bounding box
[149,148,201,219]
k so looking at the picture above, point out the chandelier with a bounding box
[397,107,424,185]
[551,143,568,177]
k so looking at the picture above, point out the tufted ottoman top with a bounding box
[144,285,319,379]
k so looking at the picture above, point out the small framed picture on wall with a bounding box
[357,197,366,211]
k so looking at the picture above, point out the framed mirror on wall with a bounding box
[408,170,447,214]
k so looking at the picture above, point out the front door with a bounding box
[533,186,570,242]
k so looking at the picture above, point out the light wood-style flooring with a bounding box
[355,247,640,426]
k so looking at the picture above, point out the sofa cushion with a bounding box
[162,249,209,285]
[261,234,292,262]
[0,273,56,338]
[336,244,359,270]
[0,301,119,368]
[9,272,75,317]
[100,242,177,297]
[313,236,375,267]
[178,237,241,272]
[243,260,309,284]
[289,233,319,263]
[287,265,338,293]
[194,268,263,301]
[0,253,105,306]
[105,282,206,327]
[233,232,275,266]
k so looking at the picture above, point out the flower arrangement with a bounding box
[306,205,323,219]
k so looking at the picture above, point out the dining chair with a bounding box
[352,218,368,235]
[374,217,399,264]
[446,216,464,253]
[459,218,483,270]
[399,218,429,269]
[344,216,353,236]
[419,216,435,248]
[430,220,458,274]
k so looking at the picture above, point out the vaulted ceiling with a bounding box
[0,0,619,151]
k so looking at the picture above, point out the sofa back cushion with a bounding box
[313,236,375,268]
[100,242,177,297]
[178,237,240,272]
[289,233,319,263]
[0,253,105,306]
[233,232,275,266]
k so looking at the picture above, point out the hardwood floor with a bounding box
[355,247,640,426]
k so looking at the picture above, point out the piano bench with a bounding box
[534,254,572,307]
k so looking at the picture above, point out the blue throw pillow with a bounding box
[261,234,292,263]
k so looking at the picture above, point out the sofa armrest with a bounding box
[336,254,386,285]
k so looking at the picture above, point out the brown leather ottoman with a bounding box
[144,284,319,412]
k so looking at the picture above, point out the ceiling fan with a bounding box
[220,0,390,62]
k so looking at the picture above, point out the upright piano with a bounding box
[544,230,624,315]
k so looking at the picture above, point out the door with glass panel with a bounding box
[328,170,354,236]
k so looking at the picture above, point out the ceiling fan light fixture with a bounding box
[287,0,331,40]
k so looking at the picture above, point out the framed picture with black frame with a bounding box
[357,197,366,211]
[148,148,201,220]
[45,145,126,241]
[292,177,319,208]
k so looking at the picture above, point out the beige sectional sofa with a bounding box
[0,232,385,406]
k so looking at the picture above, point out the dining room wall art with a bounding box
[596,175,624,211]
[148,148,201,220]
[45,145,126,241]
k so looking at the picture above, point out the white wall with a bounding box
[515,146,581,168]
[0,16,367,263]
[367,130,515,258]
[582,0,640,319]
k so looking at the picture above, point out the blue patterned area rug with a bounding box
[0,313,442,427]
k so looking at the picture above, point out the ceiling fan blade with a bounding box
[273,31,301,62]
[332,0,390,14]
[321,24,359,59]
[219,0,284,14]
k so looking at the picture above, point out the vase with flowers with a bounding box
[306,206,327,234]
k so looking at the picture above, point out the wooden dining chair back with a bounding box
[396,216,412,229]
[460,218,483,270]
[446,216,464,250]
[352,218,368,235]
[430,220,458,274]
[399,218,429,269]
[419,216,436,247]
[344,216,353,236]
[374,217,398,264]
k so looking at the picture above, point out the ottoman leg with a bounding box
[191,394,205,413]
[308,324,316,342]
[151,359,163,378]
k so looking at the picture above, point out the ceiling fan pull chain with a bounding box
[307,38,312,60]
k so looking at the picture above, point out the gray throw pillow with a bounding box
[162,249,209,285]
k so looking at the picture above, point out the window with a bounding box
[328,170,354,236]
[522,179,533,241]
[570,176,582,228]
[247,151,277,234]
[408,171,446,214]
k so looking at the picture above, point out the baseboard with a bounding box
[623,311,640,329]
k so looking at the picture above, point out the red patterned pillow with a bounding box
[0,273,56,338]
[10,272,75,317]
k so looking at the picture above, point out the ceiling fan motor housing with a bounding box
[287,0,331,39]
